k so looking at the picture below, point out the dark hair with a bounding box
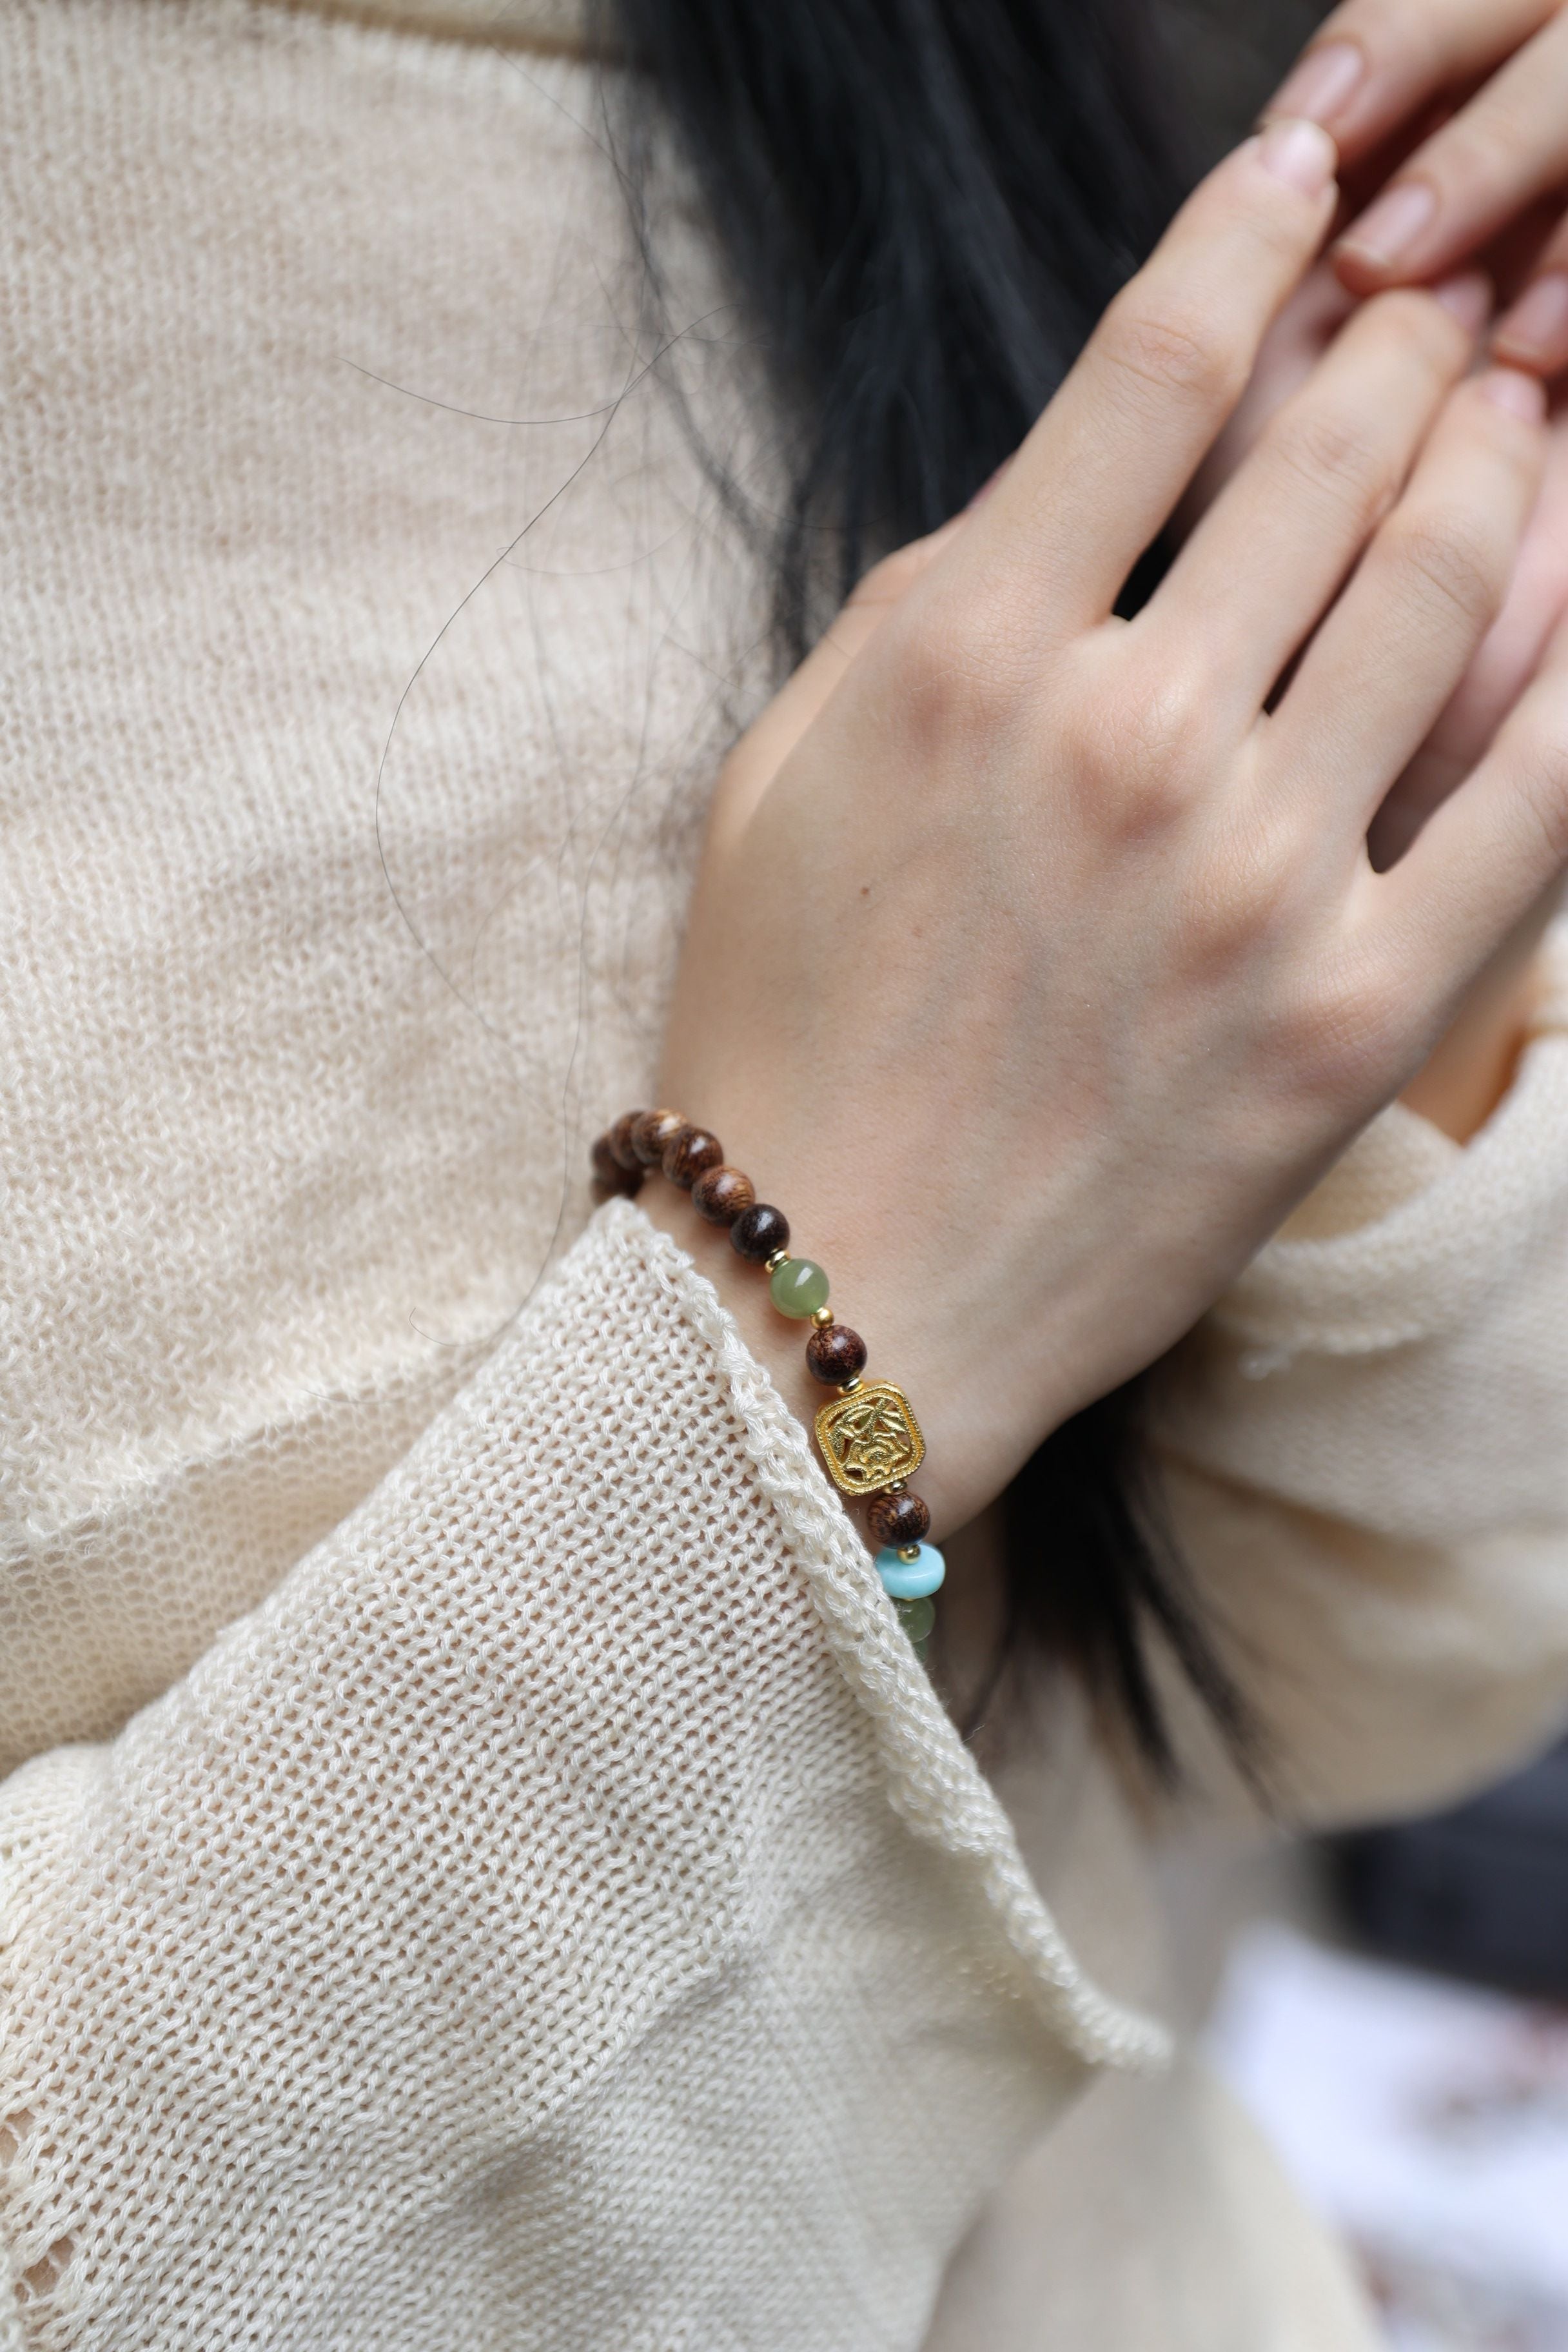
[603,0,1255,1779]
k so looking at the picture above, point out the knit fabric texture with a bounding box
[6,5,1568,2347]
[1,1209,1157,2348]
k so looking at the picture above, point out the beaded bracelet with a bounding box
[593,1108,945,1656]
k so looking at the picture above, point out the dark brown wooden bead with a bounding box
[662,1124,724,1188]
[591,1134,643,1199]
[866,1489,931,1549]
[608,1111,645,1171]
[691,1165,756,1226]
[631,1108,685,1168]
[805,1324,868,1387]
[730,1202,789,1263]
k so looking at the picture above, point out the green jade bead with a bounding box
[769,1257,830,1318]
[896,1596,936,1645]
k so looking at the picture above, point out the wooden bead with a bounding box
[806,1324,867,1387]
[662,1124,725,1188]
[591,1134,643,1199]
[730,1202,789,1263]
[866,1489,930,1549]
[691,1165,755,1226]
[608,1110,645,1171]
[631,1108,685,1167]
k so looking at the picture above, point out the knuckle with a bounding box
[1183,814,1300,965]
[1366,284,1469,380]
[1084,657,1213,825]
[1268,400,1396,522]
[890,594,1021,743]
[1099,289,1243,413]
[1386,505,1503,629]
[1281,954,1406,1102]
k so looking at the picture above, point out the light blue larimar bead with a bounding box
[876,1543,945,1601]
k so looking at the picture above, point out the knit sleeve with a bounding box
[1153,930,1568,1826]
[0,1202,1162,2352]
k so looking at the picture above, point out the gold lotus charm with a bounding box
[814,1380,926,1498]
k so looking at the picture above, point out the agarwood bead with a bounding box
[632,1108,685,1167]
[866,1489,931,1549]
[730,1202,789,1263]
[662,1124,725,1188]
[591,1134,643,1199]
[806,1324,867,1386]
[692,1165,756,1226]
[608,1110,645,1171]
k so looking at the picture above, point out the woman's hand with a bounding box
[649,124,1561,1540]
[1264,0,1568,369]
[1191,260,1568,1137]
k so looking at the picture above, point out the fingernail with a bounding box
[1264,41,1365,126]
[1256,117,1338,198]
[1431,271,1492,335]
[1496,272,1568,359]
[1337,180,1436,272]
[1480,368,1547,422]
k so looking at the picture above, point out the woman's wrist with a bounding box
[607,1108,977,1652]
[622,1116,1064,1545]
[636,1175,870,1459]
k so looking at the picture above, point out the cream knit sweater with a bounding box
[5,4,1568,2347]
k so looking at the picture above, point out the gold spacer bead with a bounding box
[887,1480,906,1494]
[841,1375,863,1393]
[811,1306,835,1329]
[764,1249,791,1275]
[897,1544,922,1564]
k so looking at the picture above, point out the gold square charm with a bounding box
[814,1380,925,1498]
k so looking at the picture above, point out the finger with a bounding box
[1332,12,1568,293]
[1269,368,1547,820]
[1145,276,1485,720]
[1177,262,1358,540]
[954,122,1338,633]
[1262,0,1554,157]
[1496,220,1568,373]
[1372,409,1568,865]
[1378,605,1568,977]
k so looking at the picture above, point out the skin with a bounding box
[646,121,1568,1548]
[1264,0,1568,366]
[1259,0,1568,1128]
[1199,259,1568,1143]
